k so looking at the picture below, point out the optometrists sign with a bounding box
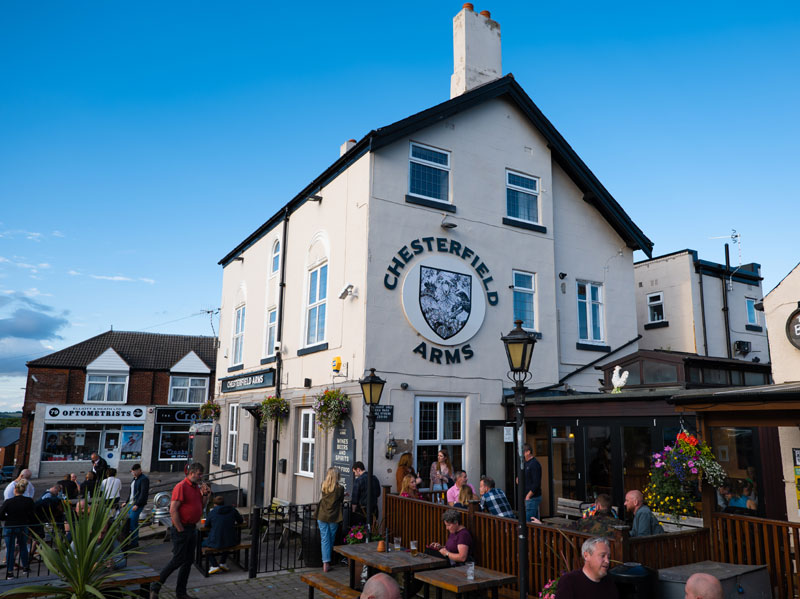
[383,237,497,364]
[44,405,146,424]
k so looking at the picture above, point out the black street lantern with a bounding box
[359,368,386,536]
[501,320,536,599]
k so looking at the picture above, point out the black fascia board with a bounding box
[693,258,763,284]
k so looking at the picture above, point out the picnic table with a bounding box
[334,542,448,599]
[414,565,516,599]
[0,565,160,598]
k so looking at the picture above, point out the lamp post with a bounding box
[501,320,537,599]
[359,368,386,535]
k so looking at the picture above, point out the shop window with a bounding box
[647,292,664,323]
[577,281,604,343]
[299,409,315,476]
[43,426,101,461]
[227,404,239,464]
[85,374,128,403]
[512,270,536,330]
[306,263,327,346]
[159,426,190,461]
[271,240,281,274]
[506,170,539,224]
[415,397,464,486]
[169,377,208,404]
[710,426,759,514]
[409,142,450,203]
[120,426,144,460]
[642,360,678,384]
[232,305,246,366]
[265,308,277,357]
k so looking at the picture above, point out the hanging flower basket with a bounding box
[313,388,351,431]
[644,430,727,518]
[260,396,290,432]
[199,400,221,420]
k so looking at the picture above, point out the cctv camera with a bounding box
[338,283,354,300]
[274,341,282,352]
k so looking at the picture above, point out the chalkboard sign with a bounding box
[331,416,356,493]
[373,405,394,422]
[211,423,221,466]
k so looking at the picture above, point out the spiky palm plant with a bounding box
[2,493,138,599]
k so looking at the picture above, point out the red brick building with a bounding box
[21,331,216,477]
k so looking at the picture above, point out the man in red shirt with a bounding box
[150,463,210,599]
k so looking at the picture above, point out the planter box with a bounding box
[654,512,704,532]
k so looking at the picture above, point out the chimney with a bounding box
[340,138,357,157]
[450,4,501,99]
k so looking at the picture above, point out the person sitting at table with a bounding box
[446,471,475,507]
[203,495,243,575]
[361,573,401,599]
[61,473,79,500]
[554,537,618,598]
[429,509,473,566]
[399,474,423,500]
[81,471,99,498]
[568,494,618,536]
[395,453,421,494]
[453,484,476,509]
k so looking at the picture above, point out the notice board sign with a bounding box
[331,416,356,493]
[211,423,222,466]
[374,405,394,423]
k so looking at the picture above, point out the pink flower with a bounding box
[691,468,698,474]
[356,532,363,539]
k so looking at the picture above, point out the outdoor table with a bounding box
[414,565,516,599]
[334,542,449,599]
[193,522,248,574]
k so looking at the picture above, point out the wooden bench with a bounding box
[301,572,361,599]
[555,497,584,519]
[0,565,159,598]
[198,542,252,576]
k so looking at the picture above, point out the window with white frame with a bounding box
[506,171,539,223]
[232,305,245,365]
[226,403,239,464]
[577,281,604,342]
[409,142,450,203]
[414,397,464,477]
[265,308,277,357]
[85,374,128,403]
[169,377,208,404]
[306,264,327,346]
[271,240,281,275]
[299,409,315,475]
[512,270,536,330]
[647,292,665,323]
[745,297,759,326]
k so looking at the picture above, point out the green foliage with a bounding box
[1,492,137,599]
[312,388,350,431]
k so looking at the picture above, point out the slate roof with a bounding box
[220,74,653,266]
[27,331,217,371]
[0,428,20,448]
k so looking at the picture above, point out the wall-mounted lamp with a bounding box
[385,436,398,460]
[441,214,457,230]
[558,272,568,280]
[308,195,323,203]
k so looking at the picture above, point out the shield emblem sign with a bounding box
[419,266,472,340]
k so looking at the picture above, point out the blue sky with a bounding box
[1,1,798,410]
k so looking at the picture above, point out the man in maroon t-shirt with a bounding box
[554,537,619,599]
[150,463,210,599]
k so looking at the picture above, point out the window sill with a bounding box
[644,321,669,330]
[297,342,328,357]
[261,356,277,365]
[745,324,763,332]
[167,402,203,406]
[405,195,456,213]
[83,401,128,405]
[227,364,244,373]
[576,342,611,353]
[502,217,546,234]
[295,472,314,479]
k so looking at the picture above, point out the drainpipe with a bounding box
[270,208,290,504]
[697,270,709,356]
[722,244,732,359]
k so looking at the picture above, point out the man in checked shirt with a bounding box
[479,476,514,518]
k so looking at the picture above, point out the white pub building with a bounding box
[211,5,653,507]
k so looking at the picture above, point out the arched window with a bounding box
[271,240,281,274]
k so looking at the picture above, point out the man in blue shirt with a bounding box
[479,477,514,518]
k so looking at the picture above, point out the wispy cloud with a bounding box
[91,275,134,282]
[0,257,51,274]
[51,231,65,238]
[0,230,44,242]
[67,270,81,276]
[140,278,156,285]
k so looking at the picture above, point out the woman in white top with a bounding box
[101,467,122,507]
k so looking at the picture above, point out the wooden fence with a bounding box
[710,513,800,599]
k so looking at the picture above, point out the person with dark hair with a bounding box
[0,479,35,579]
[101,467,122,507]
[61,473,78,500]
[479,477,514,518]
[569,494,618,536]
[429,450,453,499]
[81,471,99,498]
[203,495,243,575]
[351,461,380,526]
[123,463,150,549]
[446,470,474,506]
[522,443,542,522]
[429,509,473,565]
[395,452,421,493]
[555,537,618,599]
[150,462,211,599]
[90,452,108,481]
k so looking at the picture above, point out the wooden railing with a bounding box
[710,513,800,599]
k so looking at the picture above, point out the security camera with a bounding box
[339,283,354,299]
[274,341,282,352]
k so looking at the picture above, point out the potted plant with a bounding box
[345,523,381,544]
[312,388,351,431]
[199,399,221,420]
[260,395,290,433]
[644,430,726,524]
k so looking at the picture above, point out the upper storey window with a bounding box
[232,305,246,366]
[577,281,604,343]
[306,264,328,346]
[271,240,281,275]
[647,292,665,323]
[409,143,450,203]
[85,374,127,403]
[506,170,539,224]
